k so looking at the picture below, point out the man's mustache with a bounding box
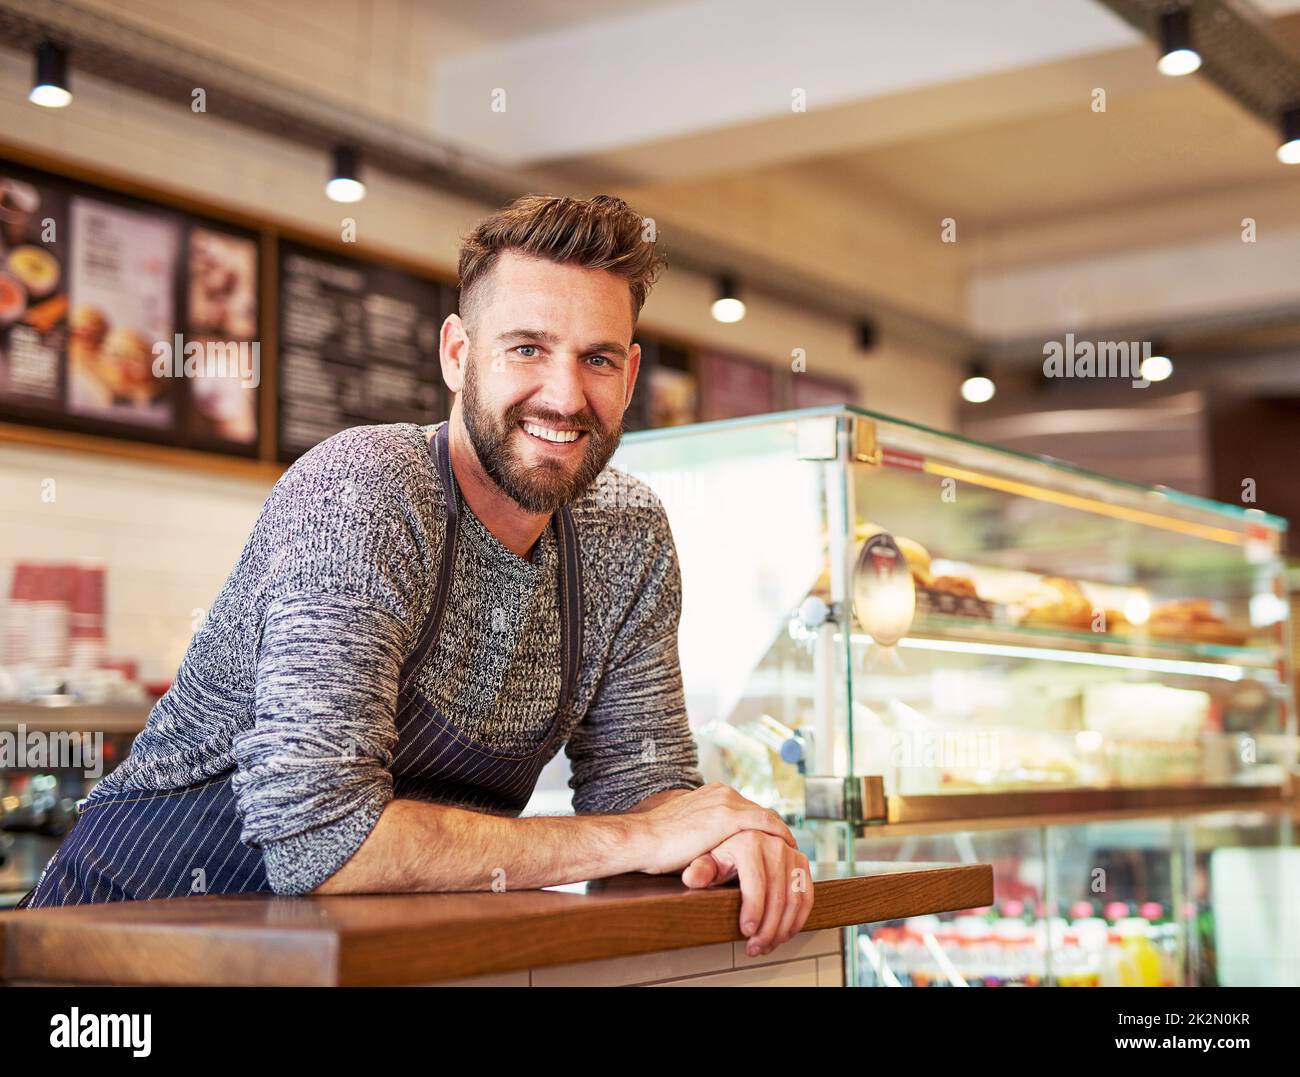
[504,406,603,434]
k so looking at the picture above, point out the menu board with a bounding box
[0,159,261,454]
[698,350,776,421]
[277,241,447,461]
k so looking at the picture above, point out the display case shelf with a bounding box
[882,783,1288,827]
[847,621,1284,681]
[902,616,1284,675]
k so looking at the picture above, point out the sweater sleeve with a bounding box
[229,424,434,895]
[565,498,705,814]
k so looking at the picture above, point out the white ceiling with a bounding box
[431,0,1143,170]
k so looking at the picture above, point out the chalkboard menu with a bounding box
[0,158,262,455]
[276,241,448,462]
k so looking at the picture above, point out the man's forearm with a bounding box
[311,798,646,895]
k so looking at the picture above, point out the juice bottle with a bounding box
[1116,917,1163,986]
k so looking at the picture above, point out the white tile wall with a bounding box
[0,442,274,681]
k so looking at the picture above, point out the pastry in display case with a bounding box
[612,405,1296,986]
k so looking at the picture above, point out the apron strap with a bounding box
[399,421,460,682]
[401,421,583,714]
[555,501,582,714]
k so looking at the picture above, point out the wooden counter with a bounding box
[0,860,992,987]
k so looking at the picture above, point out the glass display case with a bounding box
[612,405,1297,985]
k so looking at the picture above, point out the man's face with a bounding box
[449,251,641,514]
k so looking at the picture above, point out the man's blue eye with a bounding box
[516,345,537,357]
[589,355,609,366]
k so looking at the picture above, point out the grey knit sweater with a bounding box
[82,421,704,895]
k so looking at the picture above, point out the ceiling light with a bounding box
[1277,108,1300,165]
[29,41,71,108]
[1140,351,1173,382]
[856,318,877,351]
[961,360,995,404]
[1156,9,1201,76]
[710,275,745,323]
[325,146,366,202]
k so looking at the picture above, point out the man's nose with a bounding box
[538,355,588,418]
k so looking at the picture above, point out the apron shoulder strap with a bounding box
[554,503,583,714]
[400,422,459,681]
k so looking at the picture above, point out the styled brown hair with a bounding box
[457,194,665,335]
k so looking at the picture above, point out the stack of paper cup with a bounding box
[68,561,106,672]
[28,564,71,670]
[3,562,35,666]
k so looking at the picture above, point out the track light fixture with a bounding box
[29,41,72,108]
[960,360,996,404]
[1277,107,1300,165]
[856,319,877,351]
[325,145,366,202]
[1156,8,1201,76]
[710,274,745,323]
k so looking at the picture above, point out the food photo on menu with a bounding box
[65,195,179,429]
[184,226,259,445]
[0,173,69,408]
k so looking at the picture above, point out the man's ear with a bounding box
[624,340,642,411]
[440,313,469,394]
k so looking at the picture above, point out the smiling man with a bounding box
[21,194,812,957]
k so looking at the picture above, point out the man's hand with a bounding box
[629,782,797,876]
[682,831,813,957]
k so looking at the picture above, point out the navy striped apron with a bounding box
[18,421,583,908]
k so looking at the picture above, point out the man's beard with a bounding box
[459,354,624,514]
